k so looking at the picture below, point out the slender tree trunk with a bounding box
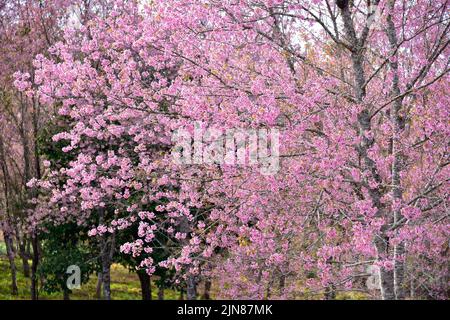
[99,208,114,300]
[158,285,165,300]
[19,101,39,300]
[410,278,415,299]
[96,272,103,299]
[63,287,70,300]
[186,275,197,300]
[393,243,405,299]
[26,236,31,257]
[266,283,271,299]
[18,239,30,278]
[339,2,396,299]
[178,288,184,300]
[179,216,196,300]
[4,232,18,295]
[374,236,395,300]
[30,96,42,298]
[101,249,111,300]
[279,274,285,293]
[100,236,112,300]
[30,232,39,300]
[137,271,152,300]
[386,0,406,300]
[378,268,395,300]
[324,284,336,300]
[202,280,212,300]
[0,138,18,295]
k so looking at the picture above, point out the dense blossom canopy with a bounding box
[2,0,449,300]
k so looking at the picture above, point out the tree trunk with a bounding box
[178,288,184,300]
[410,277,415,299]
[386,0,406,300]
[30,97,42,299]
[374,236,395,300]
[179,216,196,300]
[338,2,397,300]
[158,285,165,300]
[186,275,197,300]
[63,287,70,300]
[394,243,405,299]
[101,255,111,300]
[279,274,285,293]
[4,232,18,295]
[18,239,30,278]
[324,284,336,300]
[30,232,39,300]
[96,272,103,299]
[137,271,152,300]
[0,138,19,295]
[100,239,112,300]
[202,280,211,300]
[99,209,114,300]
[378,267,395,300]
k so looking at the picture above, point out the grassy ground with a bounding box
[0,240,367,300]
[0,242,6,256]
[0,255,180,300]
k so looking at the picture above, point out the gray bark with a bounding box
[30,97,42,300]
[374,235,396,300]
[179,216,197,300]
[386,0,405,300]
[137,271,152,300]
[4,232,18,295]
[30,232,39,300]
[186,275,197,300]
[100,239,112,300]
[279,274,285,293]
[19,97,39,300]
[96,272,103,299]
[202,280,212,300]
[18,238,30,278]
[0,139,18,295]
[324,284,336,300]
[99,209,114,300]
[338,1,396,299]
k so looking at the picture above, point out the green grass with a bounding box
[0,242,6,256]
[0,256,370,300]
[0,255,179,300]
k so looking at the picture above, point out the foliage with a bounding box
[38,223,97,296]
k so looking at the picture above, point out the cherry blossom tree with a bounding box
[12,0,449,300]
[0,0,115,299]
